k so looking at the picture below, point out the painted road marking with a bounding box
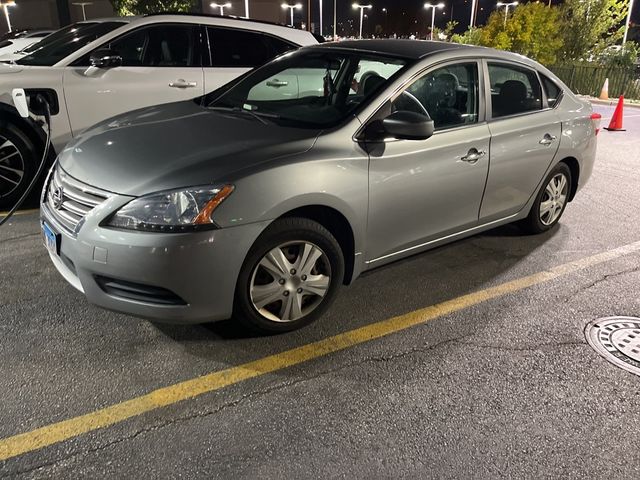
[1,240,640,462]
[0,208,39,218]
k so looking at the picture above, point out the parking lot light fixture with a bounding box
[424,2,445,40]
[496,1,518,27]
[282,2,303,26]
[0,0,15,33]
[352,3,372,39]
[211,2,232,15]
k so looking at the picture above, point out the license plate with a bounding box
[42,221,60,256]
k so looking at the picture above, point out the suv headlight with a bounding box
[106,185,234,232]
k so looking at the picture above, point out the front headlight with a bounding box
[106,185,234,232]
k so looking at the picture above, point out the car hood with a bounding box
[59,100,322,196]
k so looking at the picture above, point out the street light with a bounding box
[622,0,635,45]
[382,7,389,33]
[211,2,231,15]
[424,2,445,40]
[72,2,92,21]
[352,3,372,39]
[245,0,249,18]
[496,1,518,27]
[0,0,15,33]
[282,2,302,26]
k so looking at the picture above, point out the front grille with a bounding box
[45,165,111,235]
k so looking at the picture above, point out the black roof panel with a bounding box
[314,39,472,59]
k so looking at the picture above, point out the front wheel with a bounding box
[234,217,344,334]
[521,162,572,234]
[0,124,39,210]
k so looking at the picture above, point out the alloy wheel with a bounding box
[0,135,25,198]
[250,241,332,323]
[539,172,568,226]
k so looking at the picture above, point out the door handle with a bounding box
[266,79,289,88]
[460,148,486,164]
[539,134,557,146]
[168,79,198,89]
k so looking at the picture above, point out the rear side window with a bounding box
[540,74,562,108]
[207,27,294,68]
[488,63,543,118]
[107,25,198,67]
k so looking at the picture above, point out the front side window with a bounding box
[392,63,480,130]
[207,27,294,68]
[16,22,126,66]
[207,50,407,128]
[104,25,198,67]
[488,63,543,118]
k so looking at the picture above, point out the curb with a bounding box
[579,96,640,109]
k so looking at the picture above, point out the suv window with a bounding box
[488,63,542,118]
[540,74,562,108]
[16,22,125,66]
[207,27,294,68]
[105,25,198,67]
[392,63,479,130]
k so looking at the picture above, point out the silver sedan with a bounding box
[40,40,600,333]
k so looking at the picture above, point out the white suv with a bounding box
[0,14,319,207]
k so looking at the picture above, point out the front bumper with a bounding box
[41,195,270,324]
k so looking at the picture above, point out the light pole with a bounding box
[245,0,249,18]
[352,3,372,39]
[72,2,92,21]
[424,3,445,40]
[333,0,337,39]
[319,0,323,37]
[469,0,477,28]
[496,1,518,27]
[0,0,15,33]
[382,7,389,33]
[282,2,302,26]
[211,2,231,15]
[622,0,635,45]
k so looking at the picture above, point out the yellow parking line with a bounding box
[0,208,39,218]
[1,240,640,462]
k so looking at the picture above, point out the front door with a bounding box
[366,61,491,263]
[63,24,204,136]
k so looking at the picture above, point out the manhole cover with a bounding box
[585,316,640,376]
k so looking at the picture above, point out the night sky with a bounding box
[300,0,640,38]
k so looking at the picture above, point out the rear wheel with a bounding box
[521,162,571,234]
[234,217,344,334]
[0,124,38,210]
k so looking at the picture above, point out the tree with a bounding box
[110,0,196,16]
[479,2,563,65]
[451,27,483,45]
[559,0,629,61]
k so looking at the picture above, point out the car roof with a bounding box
[314,39,473,59]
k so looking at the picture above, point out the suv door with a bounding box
[63,23,204,136]
[480,61,562,221]
[365,61,491,263]
[204,27,297,94]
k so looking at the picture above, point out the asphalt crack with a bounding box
[5,334,471,478]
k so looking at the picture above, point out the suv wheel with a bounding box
[234,217,344,334]
[0,124,38,209]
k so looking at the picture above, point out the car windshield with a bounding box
[207,49,407,129]
[16,22,126,66]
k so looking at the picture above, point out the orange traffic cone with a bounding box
[604,96,625,132]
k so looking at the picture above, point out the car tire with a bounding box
[0,123,39,210]
[234,217,344,334]
[520,162,572,234]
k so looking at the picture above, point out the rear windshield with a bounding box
[16,22,126,66]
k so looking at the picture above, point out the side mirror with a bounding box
[382,110,434,141]
[89,49,122,69]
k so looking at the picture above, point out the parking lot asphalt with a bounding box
[0,104,639,479]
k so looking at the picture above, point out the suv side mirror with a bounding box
[89,49,122,69]
[382,110,434,141]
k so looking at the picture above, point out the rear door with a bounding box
[203,26,298,95]
[63,23,204,136]
[480,60,562,221]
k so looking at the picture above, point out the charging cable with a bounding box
[0,94,51,227]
